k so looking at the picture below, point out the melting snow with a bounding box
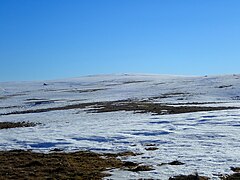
[0,74,240,179]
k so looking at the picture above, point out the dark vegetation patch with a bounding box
[159,160,185,166]
[0,102,90,115]
[68,99,87,102]
[50,148,64,152]
[169,173,210,180]
[221,173,240,180]
[231,167,240,173]
[218,167,240,180]
[26,98,47,101]
[127,165,154,172]
[0,121,37,129]
[122,80,148,85]
[122,161,138,167]
[0,150,151,179]
[86,101,237,115]
[166,102,221,105]
[217,85,233,89]
[147,92,190,101]
[170,170,240,180]
[1,99,237,116]
[0,105,19,109]
[145,147,159,151]
[144,143,157,146]
[105,151,139,157]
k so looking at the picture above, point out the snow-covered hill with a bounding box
[0,74,240,179]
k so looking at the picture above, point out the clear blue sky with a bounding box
[1,0,240,81]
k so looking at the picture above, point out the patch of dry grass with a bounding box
[0,150,153,179]
[0,122,36,129]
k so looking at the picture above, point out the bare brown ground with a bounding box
[1,100,237,116]
[0,150,153,180]
[0,122,36,129]
[86,101,235,115]
[0,150,238,179]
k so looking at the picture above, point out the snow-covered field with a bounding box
[0,74,240,179]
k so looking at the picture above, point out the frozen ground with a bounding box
[0,74,240,179]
